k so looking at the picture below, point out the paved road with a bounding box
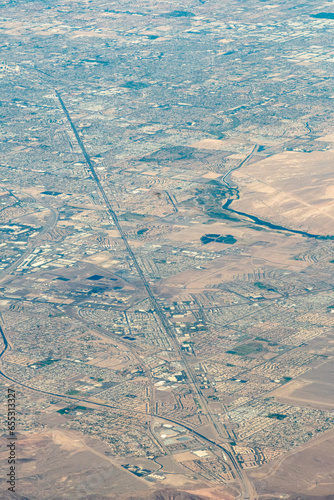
[0,206,58,280]
[0,325,9,359]
[0,91,258,499]
[55,91,258,500]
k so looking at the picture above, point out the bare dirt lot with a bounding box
[250,429,334,498]
[269,357,334,410]
[232,150,334,235]
[0,430,152,500]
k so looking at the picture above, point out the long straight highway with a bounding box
[55,91,257,500]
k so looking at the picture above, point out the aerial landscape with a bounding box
[0,0,334,499]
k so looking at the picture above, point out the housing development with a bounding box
[0,1,334,499]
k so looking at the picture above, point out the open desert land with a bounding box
[157,224,315,297]
[0,429,153,500]
[250,428,334,499]
[269,355,334,411]
[231,150,334,236]
[0,427,234,500]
